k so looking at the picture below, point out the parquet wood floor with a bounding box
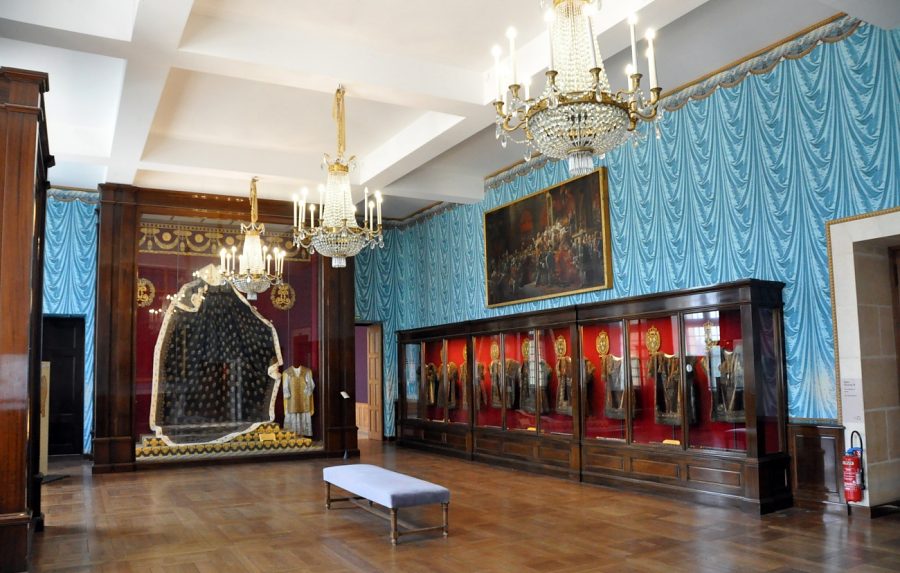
[32,440,900,573]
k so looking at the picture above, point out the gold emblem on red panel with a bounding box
[555,335,567,358]
[271,283,296,310]
[596,331,609,357]
[646,326,661,355]
[136,277,156,308]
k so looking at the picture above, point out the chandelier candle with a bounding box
[375,190,382,226]
[628,13,638,72]
[363,187,369,224]
[645,29,658,90]
[506,27,517,85]
[544,9,555,70]
[492,45,503,101]
[492,0,662,176]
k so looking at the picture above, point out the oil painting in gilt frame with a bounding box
[484,168,612,308]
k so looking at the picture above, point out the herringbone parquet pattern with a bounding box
[32,441,900,572]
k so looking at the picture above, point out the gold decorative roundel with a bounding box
[554,335,567,357]
[596,331,609,357]
[270,282,296,310]
[490,342,500,360]
[521,339,531,359]
[646,326,661,354]
[136,277,155,308]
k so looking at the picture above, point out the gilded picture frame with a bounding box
[483,168,613,308]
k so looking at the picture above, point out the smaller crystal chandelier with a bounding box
[492,0,662,176]
[292,85,384,268]
[220,176,285,299]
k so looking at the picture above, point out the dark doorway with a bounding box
[42,317,85,455]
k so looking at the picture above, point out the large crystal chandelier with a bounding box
[493,0,662,176]
[219,176,285,299]
[292,85,384,268]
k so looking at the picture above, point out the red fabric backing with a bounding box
[423,340,444,422]
[134,249,319,442]
[629,316,682,445]
[473,334,502,428]
[539,328,573,435]
[582,321,626,440]
[446,337,468,423]
[504,331,534,431]
[685,309,747,451]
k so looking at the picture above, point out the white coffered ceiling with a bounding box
[0,0,896,219]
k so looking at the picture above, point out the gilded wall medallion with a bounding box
[645,326,661,354]
[136,277,156,308]
[270,282,296,310]
[596,330,609,357]
[554,335,567,358]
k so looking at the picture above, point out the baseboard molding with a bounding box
[849,501,900,519]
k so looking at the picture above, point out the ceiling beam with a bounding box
[105,0,194,184]
[176,14,486,113]
[0,18,131,59]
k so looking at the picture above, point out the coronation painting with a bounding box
[484,168,612,308]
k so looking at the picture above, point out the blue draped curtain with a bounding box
[43,193,98,453]
[357,23,900,435]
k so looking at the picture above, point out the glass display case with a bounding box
[629,316,684,446]
[757,308,785,456]
[684,309,747,452]
[538,327,574,436]
[133,213,321,462]
[446,337,469,424]
[473,334,502,428]
[396,281,790,513]
[423,340,445,422]
[504,330,536,432]
[581,321,626,440]
[402,343,423,420]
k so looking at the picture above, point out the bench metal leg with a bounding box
[390,509,399,546]
[325,482,331,509]
[442,502,449,537]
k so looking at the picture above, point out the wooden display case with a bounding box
[397,280,791,513]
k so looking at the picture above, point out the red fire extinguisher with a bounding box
[843,431,865,503]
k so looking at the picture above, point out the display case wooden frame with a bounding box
[94,184,359,473]
[396,280,791,513]
[397,323,473,459]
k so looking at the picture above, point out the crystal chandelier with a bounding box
[492,0,662,176]
[292,85,384,268]
[219,176,285,299]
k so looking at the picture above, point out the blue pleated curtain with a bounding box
[356,22,900,435]
[43,193,98,453]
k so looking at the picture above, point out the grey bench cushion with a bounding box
[323,464,450,509]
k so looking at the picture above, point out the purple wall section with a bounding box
[355,325,368,402]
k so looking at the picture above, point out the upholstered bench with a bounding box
[323,464,450,545]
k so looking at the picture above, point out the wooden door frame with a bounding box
[356,321,384,440]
